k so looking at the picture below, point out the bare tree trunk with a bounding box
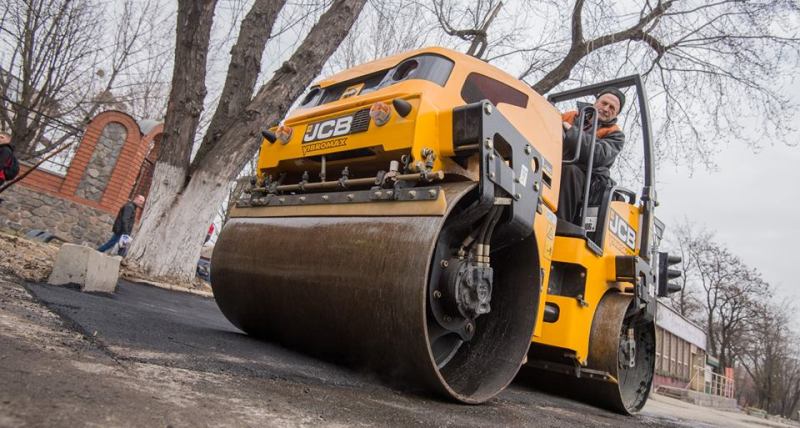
[190,0,284,170]
[123,0,217,280]
[707,309,717,362]
[127,0,367,282]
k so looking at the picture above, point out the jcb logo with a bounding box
[608,211,636,250]
[304,116,353,143]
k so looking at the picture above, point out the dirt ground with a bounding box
[0,272,324,427]
[0,230,211,294]
[0,231,59,283]
[1,231,796,427]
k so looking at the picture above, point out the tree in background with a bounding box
[433,0,505,59]
[424,0,800,185]
[514,0,800,171]
[740,301,800,417]
[670,222,767,370]
[665,220,706,320]
[125,0,368,281]
[0,0,100,158]
[662,221,800,416]
[0,0,166,160]
[329,1,435,70]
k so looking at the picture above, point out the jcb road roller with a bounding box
[211,47,681,412]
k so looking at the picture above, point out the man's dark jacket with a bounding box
[561,111,625,180]
[0,144,16,185]
[112,201,136,235]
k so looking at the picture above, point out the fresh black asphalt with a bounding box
[24,280,366,389]
[20,280,680,427]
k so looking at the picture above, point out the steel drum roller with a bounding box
[211,182,541,403]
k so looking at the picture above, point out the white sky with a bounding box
[658,132,800,304]
[652,72,800,315]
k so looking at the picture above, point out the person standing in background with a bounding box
[97,195,145,256]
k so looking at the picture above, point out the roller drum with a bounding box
[211,182,541,403]
[522,292,656,414]
[585,292,655,414]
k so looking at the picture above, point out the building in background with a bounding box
[0,110,162,245]
[654,301,708,390]
[654,301,737,408]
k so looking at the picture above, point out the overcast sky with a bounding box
[658,126,800,307]
[196,1,800,314]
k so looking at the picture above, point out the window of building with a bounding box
[655,328,663,373]
[667,332,673,375]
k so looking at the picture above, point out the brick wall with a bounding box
[130,123,163,201]
[76,122,127,201]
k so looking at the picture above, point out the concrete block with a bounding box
[48,243,120,293]
[83,251,121,293]
[48,244,93,286]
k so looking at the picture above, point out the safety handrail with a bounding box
[576,107,599,230]
[562,105,598,166]
[547,74,656,262]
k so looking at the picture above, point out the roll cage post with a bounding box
[546,74,657,262]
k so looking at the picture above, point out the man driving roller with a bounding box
[557,88,625,224]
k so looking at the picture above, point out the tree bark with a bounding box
[160,0,218,169]
[123,0,218,280]
[190,0,285,173]
[127,0,367,282]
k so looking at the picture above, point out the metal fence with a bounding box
[687,366,735,398]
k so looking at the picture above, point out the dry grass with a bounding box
[0,231,59,282]
[0,229,211,295]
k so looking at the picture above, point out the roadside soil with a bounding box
[0,230,794,427]
[0,272,325,427]
[0,230,211,294]
[0,232,58,283]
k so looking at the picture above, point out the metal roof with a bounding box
[656,301,707,350]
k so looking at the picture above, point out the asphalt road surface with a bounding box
[1,277,697,427]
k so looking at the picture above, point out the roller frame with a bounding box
[453,100,544,242]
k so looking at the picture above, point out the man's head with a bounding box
[0,132,10,146]
[594,88,625,122]
[133,195,145,208]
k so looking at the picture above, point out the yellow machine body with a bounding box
[215,46,659,413]
[256,47,563,212]
[535,201,641,364]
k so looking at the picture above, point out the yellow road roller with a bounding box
[211,47,681,413]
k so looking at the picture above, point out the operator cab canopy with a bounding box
[292,47,553,115]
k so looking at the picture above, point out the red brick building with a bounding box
[0,110,163,244]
